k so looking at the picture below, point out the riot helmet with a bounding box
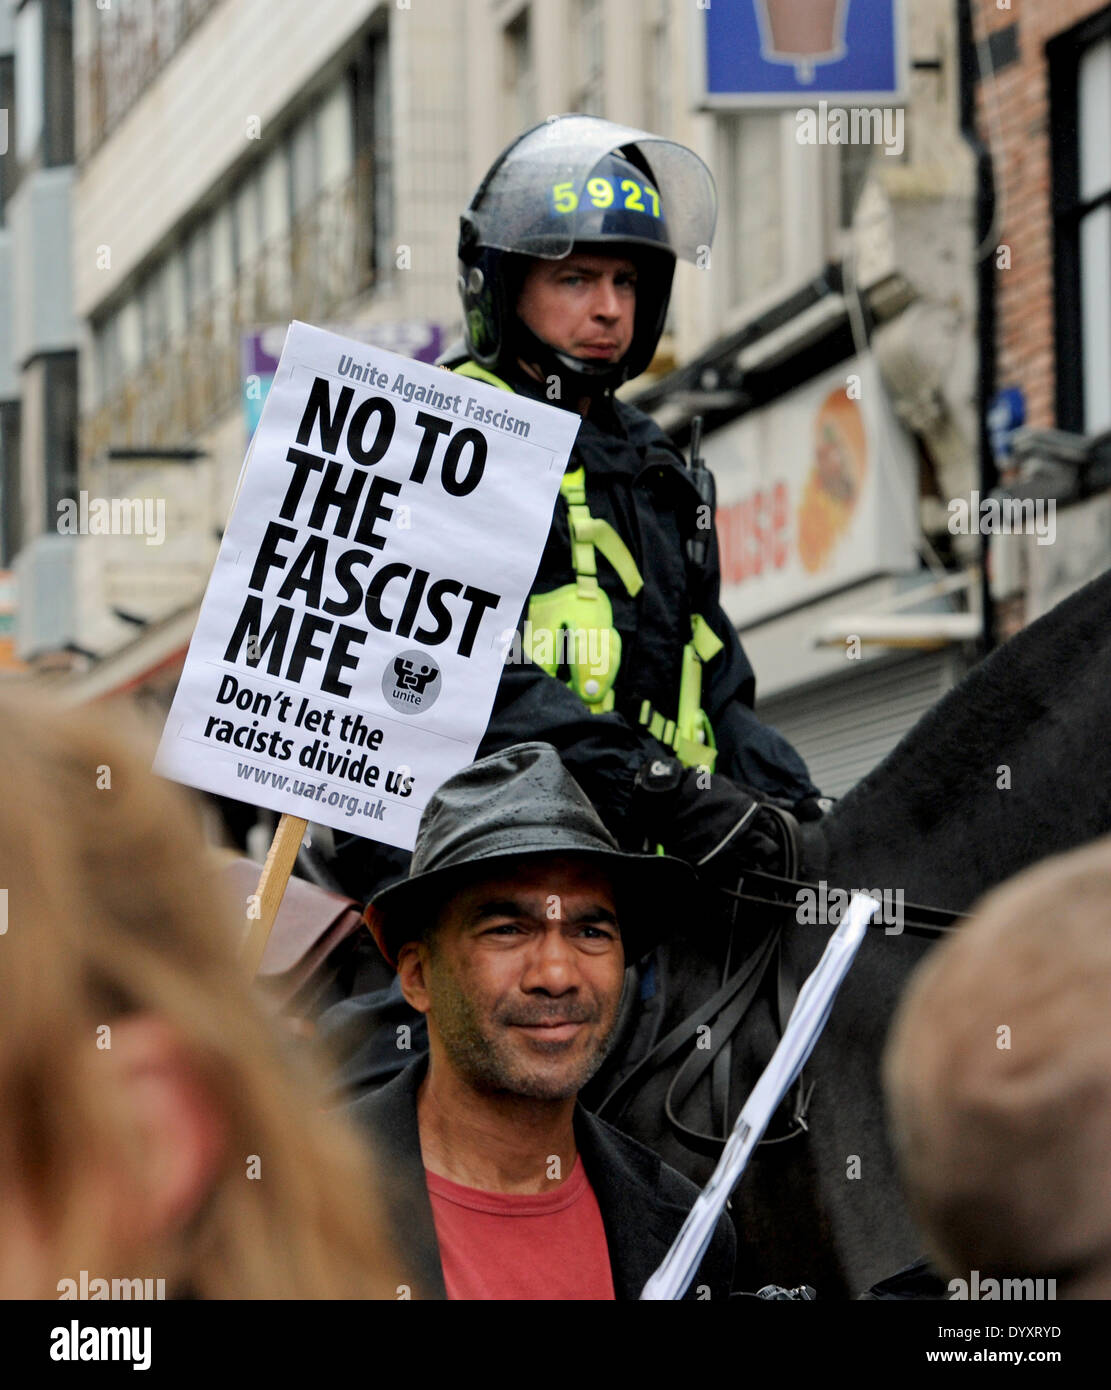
[457,115,717,393]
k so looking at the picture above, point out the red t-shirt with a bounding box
[425,1155,616,1300]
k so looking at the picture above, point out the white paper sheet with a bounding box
[640,893,879,1300]
[154,321,580,850]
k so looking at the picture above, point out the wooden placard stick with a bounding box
[241,813,308,977]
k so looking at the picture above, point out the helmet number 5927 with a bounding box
[550,178,661,219]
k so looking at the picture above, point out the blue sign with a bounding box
[697,0,907,107]
[987,386,1026,461]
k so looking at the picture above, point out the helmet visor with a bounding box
[470,115,717,264]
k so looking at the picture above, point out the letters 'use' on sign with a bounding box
[154,320,580,850]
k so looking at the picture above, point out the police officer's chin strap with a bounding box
[508,317,628,401]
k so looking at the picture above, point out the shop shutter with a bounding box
[755,650,961,799]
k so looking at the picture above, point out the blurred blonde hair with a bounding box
[0,689,396,1299]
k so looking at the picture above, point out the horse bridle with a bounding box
[596,807,966,1158]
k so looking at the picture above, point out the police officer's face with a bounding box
[400,856,625,1101]
[516,253,637,365]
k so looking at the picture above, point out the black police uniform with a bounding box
[471,357,818,843]
[322,357,817,917]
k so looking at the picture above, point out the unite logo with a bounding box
[383,648,442,715]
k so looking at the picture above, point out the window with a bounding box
[13,0,73,177]
[119,300,143,379]
[717,113,784,309]
[1051,14,1111,435]
[351,25,390,283]
[155,0,185,63]
[183,217,214,319]
[259,144,290,245]
[371,31,391,276]
[14,1,44,168]
[839,141,874,229]
[95,312,123,405]
[42,0,73,166]
[504,9,536,132]
[139,267,170,363]
[288,105,321,222]
[165,252,188,343]
[644,0,671,134]
[42,353,78,531]
[576,0,605,117]
[232,170,264,275]
[318,80,354,188]
[0,400,22,567]
[0,56,15,225]
[209,203,234,297]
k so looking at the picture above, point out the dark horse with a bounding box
[317,568,1111,1298]
[581,567,1111,1298]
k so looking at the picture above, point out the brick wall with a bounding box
[974,0,1109,432]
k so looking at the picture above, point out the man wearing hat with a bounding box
[342,741,736,1300]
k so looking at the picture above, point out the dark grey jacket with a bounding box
[342,1057,737,1301]
[472,362,820,830]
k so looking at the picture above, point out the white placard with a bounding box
[640,893,877,1301]
[155,321,580,850]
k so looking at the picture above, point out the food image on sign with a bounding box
[796,386,868,573]
[756,0,850,82]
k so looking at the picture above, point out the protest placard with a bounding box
[155,320,580,856]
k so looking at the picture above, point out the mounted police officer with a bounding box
[316,116,829,1070]
[442,114,824,883]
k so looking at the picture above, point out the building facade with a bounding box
[971,0,1111,640]
[0,0,77,675]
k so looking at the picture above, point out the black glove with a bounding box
[793,794,835,823]
[630,756,787,882]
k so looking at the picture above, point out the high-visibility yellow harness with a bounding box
[454,360,722,771]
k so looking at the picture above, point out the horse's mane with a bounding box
[833,567,1111,826]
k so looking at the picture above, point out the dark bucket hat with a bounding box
[368,741,697,966]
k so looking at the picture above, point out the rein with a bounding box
[595,859,968,1158]
[721,868,967,939]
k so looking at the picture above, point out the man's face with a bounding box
[400,856,625,1101]
[515,252,637,366]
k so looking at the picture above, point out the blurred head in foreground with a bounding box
[884,836,1111,1298]
[0,690,395,1299]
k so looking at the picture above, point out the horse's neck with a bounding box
[799,570,1111,912]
